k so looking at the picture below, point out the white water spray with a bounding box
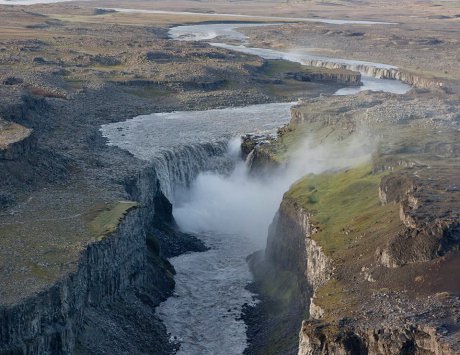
[174,132,374,246]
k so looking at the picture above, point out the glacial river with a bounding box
[169,22,411,96]
[102,104,294,355]
[0,0,414,352]
[102,20,411,355]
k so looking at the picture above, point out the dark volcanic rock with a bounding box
[0,191,15,207]
[2,77,23,86]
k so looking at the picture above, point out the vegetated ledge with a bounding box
[0,119,33,160]
[245,91,460,354]
[1,202,144,352]
[0,175,166,353]
[0,148,212,354]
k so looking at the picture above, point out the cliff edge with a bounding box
[248,90,460,354]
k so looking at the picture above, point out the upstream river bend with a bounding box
[102,19,410,355]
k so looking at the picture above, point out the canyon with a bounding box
[0,0,459,354]
[246,92,459,354]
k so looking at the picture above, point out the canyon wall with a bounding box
[0,166,173,354]
[301,60,443,89]
[265,200,333,303]
[0,132,232,354]
[257,102,458,355]
[268,187,457,355]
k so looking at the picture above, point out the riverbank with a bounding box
[1,0,459,353]
[242,91,460,353]
[0,3,362,352]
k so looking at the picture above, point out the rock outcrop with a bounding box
[285,70,361,86]
[300,60,443,89]
[252,95,459,354]
[0,119,33,160]
[298,321,455,355]
[377,156,460,268]
[0,134,232,354]
[0,163,176,354]
[0,96,69,202]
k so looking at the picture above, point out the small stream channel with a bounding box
[102,18,411,355]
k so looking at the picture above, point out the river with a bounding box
[102,19,411,355]
[169,23,411,96]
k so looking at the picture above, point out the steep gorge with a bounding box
[0,17,457,355]
[247,95,459,355]
[0,134,233,353]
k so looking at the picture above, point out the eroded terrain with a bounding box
[0,0,459,354]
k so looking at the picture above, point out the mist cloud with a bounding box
[173,131,376,246]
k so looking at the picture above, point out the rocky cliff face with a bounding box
[0,202,147,353]
[270,192,458,355]
[285,70,361,86]
[0,136,231,354]
[0,120,33,161]
[298,321,456,355]
[376,134,460,269]
[0,163,176,354]
[262,198,334,354]
[266,201,332,297]
[255,96,459,355]
[301,59,443,89]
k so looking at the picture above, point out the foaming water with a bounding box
[156,231,258,355]
[174,155,283,245]
[103,19,409,355]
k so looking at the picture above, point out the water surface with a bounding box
[170,23,411,95]
[156,232,258,355]
[101,102,293,161]
[103,19,411,355]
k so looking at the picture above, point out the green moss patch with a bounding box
[313,279,357,322]
[285,164,398,256]
[87,201,138,239]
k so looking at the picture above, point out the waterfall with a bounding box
[151,141,234,202]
